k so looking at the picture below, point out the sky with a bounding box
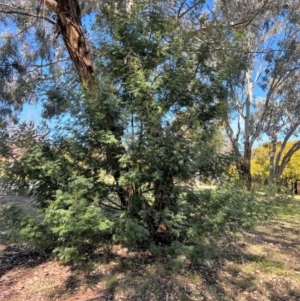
[21,103,43,124]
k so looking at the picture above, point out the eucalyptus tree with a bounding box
[215,0,300,187]
[263,73,300,181]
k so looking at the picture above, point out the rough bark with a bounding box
[43,0,95,85]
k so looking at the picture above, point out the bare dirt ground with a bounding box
[0,195,300,301]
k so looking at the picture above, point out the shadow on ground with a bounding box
[47,208,300,301]
[0,197,299,301]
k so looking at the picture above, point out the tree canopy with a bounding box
[0,0,296,263]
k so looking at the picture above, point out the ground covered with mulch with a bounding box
[0,195,299,301]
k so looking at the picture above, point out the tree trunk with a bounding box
[242,68,252,189]
[153,175,176,212]
[237,140,252,188]
[44,0,95,85]
[269,132,277,180]
[44,0,129,208]
[273,141,300,180]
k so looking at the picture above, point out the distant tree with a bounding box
[251,141,300,183]
[251,143,271,183]
[215,0,300,187]
[262,76,300,180]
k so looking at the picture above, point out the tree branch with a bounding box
[276,140,300,178]
[42,0,59,14]
[178,0,203,20]
[274,122,300,173]
[80,0,97,15]
[0,8,56,25]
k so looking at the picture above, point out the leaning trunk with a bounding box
[44,0,129,208]
[44,0,95,85]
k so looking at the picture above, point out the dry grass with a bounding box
[0,194,299,301]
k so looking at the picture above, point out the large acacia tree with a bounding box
[0,1,276,263]
[0,0,230,228]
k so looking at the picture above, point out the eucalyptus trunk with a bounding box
[269,133,277,180]
[43,0,95,85]
[241,68,253,189]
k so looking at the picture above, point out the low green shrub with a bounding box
[0,182,273,265]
